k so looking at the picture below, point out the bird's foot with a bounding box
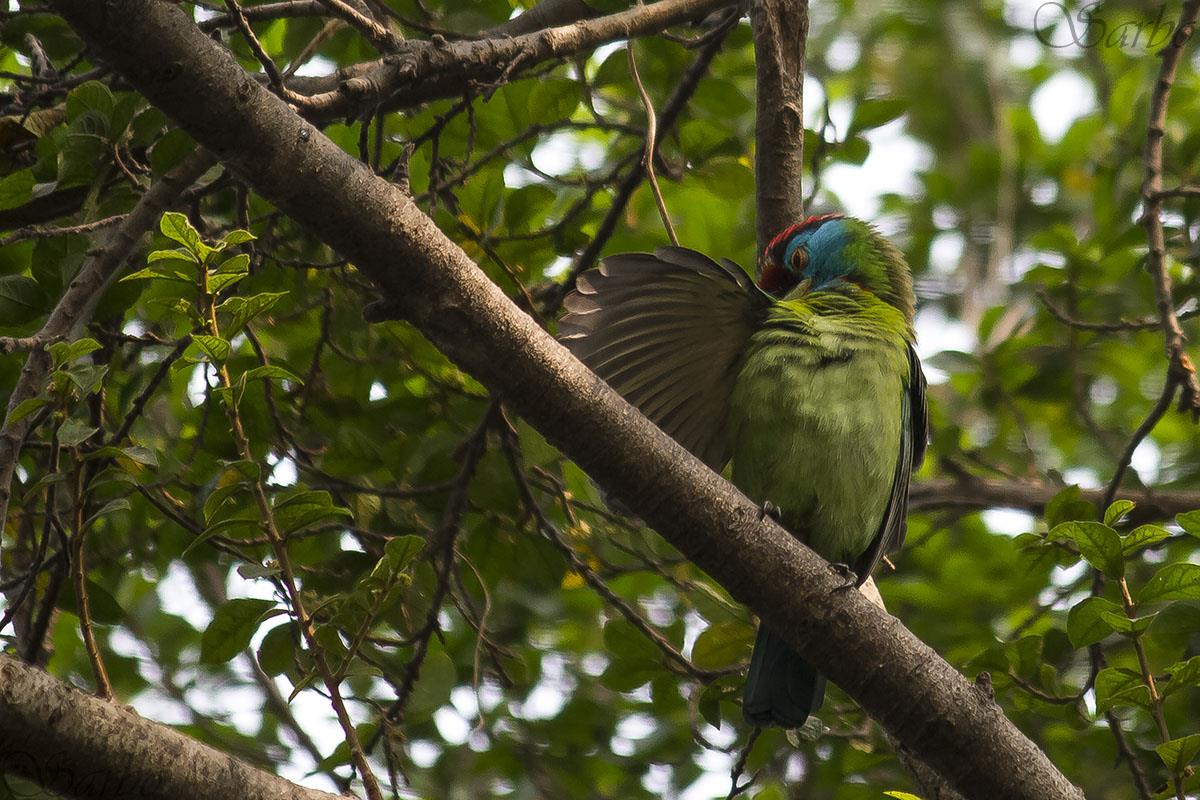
[758,501,782,523]
[828,562,859,592]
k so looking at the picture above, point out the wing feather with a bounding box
[559,247,769,471]
[852,344,929,581]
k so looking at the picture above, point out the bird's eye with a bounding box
[789,246,808,273]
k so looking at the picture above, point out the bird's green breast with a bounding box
[728,300,909,564]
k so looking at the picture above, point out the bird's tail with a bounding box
[742,626,826,728]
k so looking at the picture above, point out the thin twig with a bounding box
[1140,0,1200,417]
[223,0,314,109]
[1038,289,1200,333]
[725,727,762,799]
[1102,375,1177,509]
[0,214,126,248]
[626,41,678,246]
[313,0,400,52]
[548,19,732,312]
[71,463,113,698]
[1117,576,1185,800]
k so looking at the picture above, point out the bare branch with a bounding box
[1140,0,1200,417]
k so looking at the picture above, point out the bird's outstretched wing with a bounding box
[559,247,770,472]
[852,344,929,581]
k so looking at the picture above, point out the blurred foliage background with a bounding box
[2,0,1200,798]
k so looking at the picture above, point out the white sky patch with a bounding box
[292,55,337,78]
[1030,71,1096,141]
[1009,34,1043,68]
[1062,467,1101,488]
[822,120,930,220]
[1051,560,1089,589]
[982,508,1036,537]
[434,706,472,745]
[929,231,965,275]
[187,363,212,407]
[409,739,441,768]
[1131,439,1161,484]
[158,561,214,628]
[826,34,861,71]
[267,451,299,486]
[369,380,388,401]
[531,132,605,176]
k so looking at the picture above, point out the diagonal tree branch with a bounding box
[296,0,733,120]
[43,2,1084,798]
[0,655,341,800]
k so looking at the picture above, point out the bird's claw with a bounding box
[828,562,859,592]
[759,501,782,523]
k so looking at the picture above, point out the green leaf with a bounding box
[1097,609,1156,637]
[257,623,295,676]
[1157,734,1200,774]
[1104,499,1136,526]
[1177,510,1200,538]
[1140,563,1200,604]
[1162,656,1200,697]
[7,396,48,425]
[222,229,256,246]
[0,275,49,325]
[691,620,755,670]
[58,578,125,624]
[220,291,286,335]
[241,365,303,385]
[1094,666,1151,712]
[1045,485,1095,529]
[191,335,231,364]
[272,489,350,533]
[63,363,107,394]
[1121,524,1172,555]
[1066,596,1122,647]
[83,498,131,531]
[207,253,249,294]
[159,211,210,261]
[57,418,98,447]
[148,248,199,265]
[884,793,924,800]
[0,168,36,210]
[848,98,907,134]
[200,598,281,664]
[383,534,425,572]
[1048,521,1123,578]
[65,81,114,127]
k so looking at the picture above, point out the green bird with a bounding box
[559,213,927,728]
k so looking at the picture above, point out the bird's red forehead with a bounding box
[763,213,844,259]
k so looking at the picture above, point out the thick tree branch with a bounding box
[0,656,341,800]
[295,0,733,120]
[44,2,1083,798]
[750,0,807,253]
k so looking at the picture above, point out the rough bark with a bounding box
[293,0,732,120]
[750,0,807,254]
[0,655,341,800]
[35,2,1086,798]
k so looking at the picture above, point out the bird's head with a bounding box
[757,213,914,322]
